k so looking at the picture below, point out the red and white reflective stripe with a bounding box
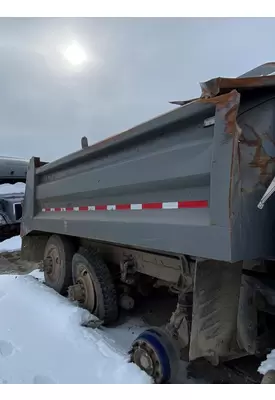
[41,200,208,213]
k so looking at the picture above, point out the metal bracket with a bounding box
[120,256,136,285]
[257,176,275,209]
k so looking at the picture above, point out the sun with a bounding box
[63,41,87,66]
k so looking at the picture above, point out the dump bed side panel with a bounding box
[22,100,234,261]
[21,86,275,262]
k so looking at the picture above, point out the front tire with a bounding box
[71,247,118,325]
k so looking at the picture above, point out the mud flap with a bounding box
[21,235,49,263]
[189,259,243,365]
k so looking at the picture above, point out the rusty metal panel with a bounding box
[200,75,275,98]
[171,62,275,105]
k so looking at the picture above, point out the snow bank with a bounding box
[102,318,148,353]
[28,268,44,282]
[0,236,21,252]
[258,349,275,375]
[0,274,151,384]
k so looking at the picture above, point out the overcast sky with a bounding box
[0,17,274,161]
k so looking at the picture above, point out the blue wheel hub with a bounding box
[130,328,176,383]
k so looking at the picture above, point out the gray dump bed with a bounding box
[21,63,275,262]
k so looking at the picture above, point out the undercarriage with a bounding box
[21,233,275,383]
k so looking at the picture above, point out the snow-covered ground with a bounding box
[0,269,151,384]
[0,236,22,252]
[0,234,153,384]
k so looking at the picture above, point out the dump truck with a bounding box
[20,63,275,383]
[0,156,28,242]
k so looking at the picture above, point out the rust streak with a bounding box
[199,90,238,106]
[199,90,241,137]
[241,124,275,186]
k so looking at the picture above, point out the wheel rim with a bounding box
[130,330,173,383]
[73,262,97,313]
[44,246,62,283]
[131,339,164,383]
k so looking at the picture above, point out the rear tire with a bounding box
[43,235,74,295]
[71,247,118,325]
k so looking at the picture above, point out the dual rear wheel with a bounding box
[43,234,180,383]
[43,235,118,325]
